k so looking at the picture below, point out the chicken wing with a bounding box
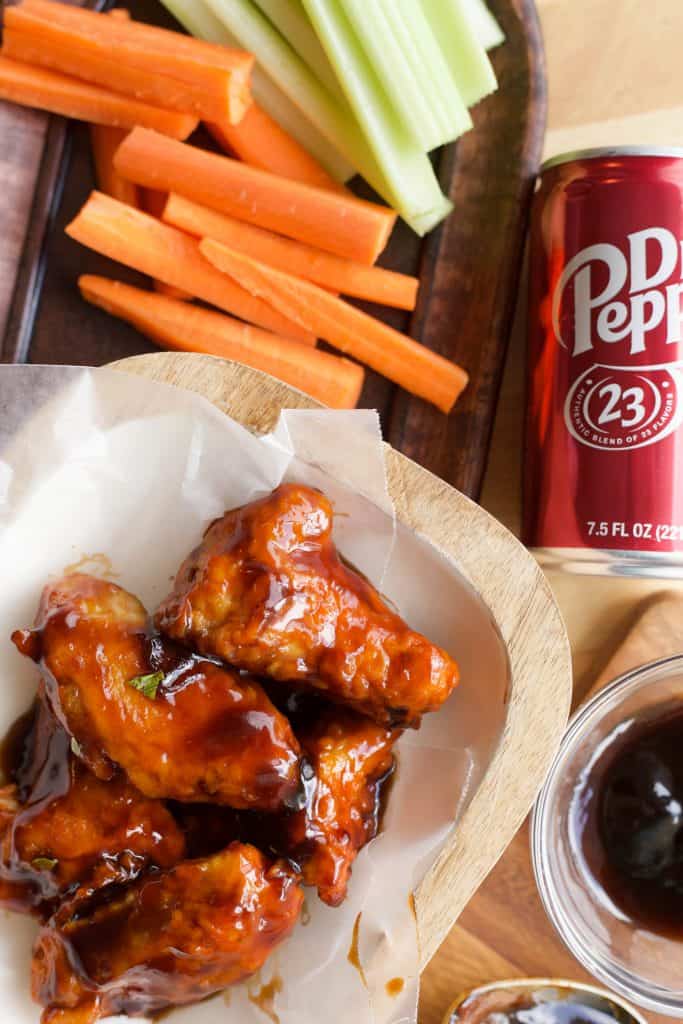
[12,574,301,811]
[163,697,396,906]
[155,483,459,727]
[32,844,303,1024]
[0,692,185,916]
[284,708,397,906]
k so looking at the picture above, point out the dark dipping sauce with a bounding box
[572,703,683,936]
[449,986,637,1024]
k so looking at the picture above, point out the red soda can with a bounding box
[524,147,683,576]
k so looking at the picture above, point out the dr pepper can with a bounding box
[524,147,683,576]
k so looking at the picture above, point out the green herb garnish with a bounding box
[126,671,164,700]
[70,737,83,758]
[32,857,58,872]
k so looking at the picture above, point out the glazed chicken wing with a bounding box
[155,483,459,727]
[32,844,303,1024]
[164,698,396,907]
[285,707,397,906]
[12,575,301,811]
[0,692,185,916]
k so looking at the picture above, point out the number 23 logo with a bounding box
[597,382,646,428]
[564,365,681,451]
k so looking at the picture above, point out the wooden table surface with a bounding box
[1,0,682,1021]
[420,2,683,1022]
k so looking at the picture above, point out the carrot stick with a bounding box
[135,189,192,302]
[86,105,189,301]
[199,239,468,412]
[4,0,252,123]
[65,192,315,345]
[79,275,363,409]
[86,28,187,302]
[88,14,134,199]
[21,0,247,67]
[86,12,190,305]
[89,125,139,206]
[114,127,396,265]
[164,194,419,310]
[206,105,347,194]
[0,57,197,138]
[87,23,140,205]
[88,11,139,204]
[2,26,246,126]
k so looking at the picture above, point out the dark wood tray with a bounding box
[0,0,546,500]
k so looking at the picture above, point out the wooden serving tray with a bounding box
[0,0,546,500]
[113,351,572,968]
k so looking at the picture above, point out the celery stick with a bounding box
[158,0,355,181]
[463,0,505,50]
[251,0,344,100]
[338,0,443,152]
[158,0,229,43]
[301,0,453,233]
[377,0,451,143]
[202,0,369,171]
[172,0,452,231]
[252,79,354,180]
[380,0,471,145]
[202,0,404,209]
[420,0,497,108]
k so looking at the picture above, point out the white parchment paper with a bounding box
[0,366,508,1024]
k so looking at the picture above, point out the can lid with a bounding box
[541,145,683,172]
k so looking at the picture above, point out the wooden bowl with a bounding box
[113,352,572,968]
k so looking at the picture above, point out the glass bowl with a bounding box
[532,655,683,1016]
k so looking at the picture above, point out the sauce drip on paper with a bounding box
[347,911,367,988]
[247,971,284,1024]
